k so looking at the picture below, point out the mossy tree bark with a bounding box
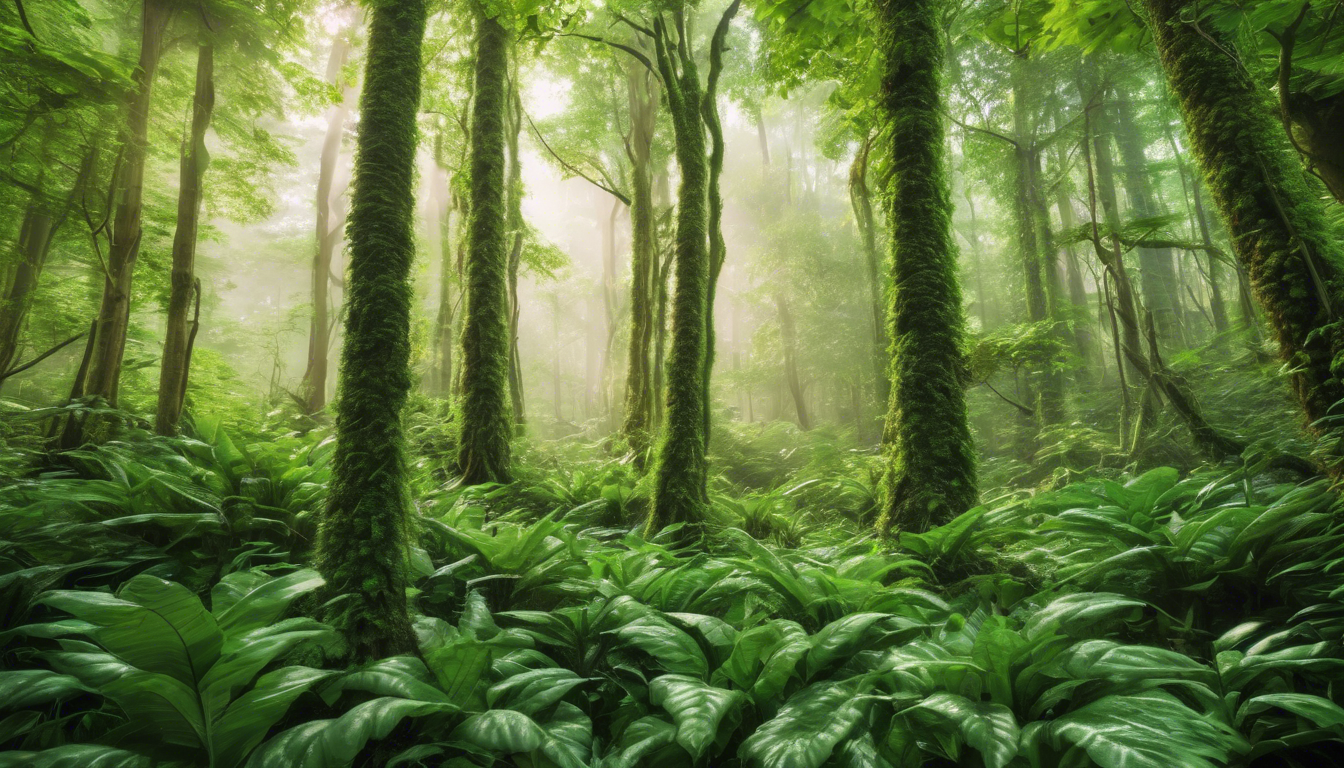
[644,7,715,533]
[505,78,526,430]
[83,0,172,410]
[156,41,214,437]
[620,47,659,457]
[300,29,354,414]
[1144,0,1344,466]
[314,0,426,660]
[456,9,514,485]
[873,0,977,537]
[848,133,890,415]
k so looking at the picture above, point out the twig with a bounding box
[0,331,88,382]
[523,110,630,204]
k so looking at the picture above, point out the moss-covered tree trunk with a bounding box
[431,126,456,396]
[505,79,526,431]
[83,0,172,409]
[456,10,513,485]
[1144,0,1344,464]
[775,293,811,430]
[300,30,354,414]
[620,50,658,456]
[849,135,889,414]
[646,10,713,533]
[874,0,976,537]
[314,0,426,660]
[156,42,214,437]
[0,126,63,384]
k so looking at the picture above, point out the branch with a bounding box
[980,379,1036,416]
[14,0,37,40]
[950,114,1017,147]
[559,32,661,83]
[524,110,630,205]
[0,331,88,382]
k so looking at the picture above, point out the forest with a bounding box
[3,0,1344,765]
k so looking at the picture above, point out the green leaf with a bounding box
[1239,693,1344,730]
[613,616,709,678]
[214,569,324,637]
[1024,593,1145,640]
[806,613,890,679]
[739,682,869,768]
[426,632,494,710]
[1032,691,1244,768]
[0,745,152,768]
[452,709,546,754]
[604,717,678,768]
[245,697,455,768]
[649,674,747,760]
[212,667,340,768]
[0,670,90,711]
[488,667,587,715]
[906,692,1019,768]
[327,656,453,705]
[41,575,222,687]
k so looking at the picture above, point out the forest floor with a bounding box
[2,406,1344,767]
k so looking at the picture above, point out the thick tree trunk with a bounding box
[156,42,214,437]
[1144,0,1344,466]
[84,0,172,410]
[300,30,354,414]
[647,11,714,532]
[775,293,811,430]
[874,0,976,536]
[314,0,425,660]
[456,11,513,485]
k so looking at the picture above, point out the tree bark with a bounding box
[775,293,810,430]
[1144,0,1344,467]
[156,42,215,436]
[83,0,172,410]
[620,46,659,455]
[456,10,514,485]
[314,0,425,660]
[505,78,526,429]
[849,134,889,413]
[874,0,977,536]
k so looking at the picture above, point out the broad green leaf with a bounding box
[0,670,90,711]
[212,667,340,768]
[1024,593,1145,640]
[806,613,889,678]
[739,682,869,768]
[245,697,454,768]
[0,745,152,768]
[1239,693,1344,730]
[906,692,1019,768]
[604,717,677,768]
[326,656,452,705]
[488,667,587,714]
[41,575,222,686]
[215,569,324,637]
[452,709,546,754]
[613,616,708,678]
[649,674,747,760]
[426,632,495,710]
[1035,691,1244,768]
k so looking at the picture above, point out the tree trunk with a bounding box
[505,79,526,429]
[1186,158,1230,335]
[456,10,513,485]
[300,30,355,414]
[775,293,811,430]
[83,0,172,410]
[314,0,426,660]
[620,49,659,455]
[1144,0,1344,466]
[1113,86,1185,346]
[431,127,455,396]
[849,135,889,412]
[1054,187,1095,365]
[874,0,976,536]
[156,42,214,437]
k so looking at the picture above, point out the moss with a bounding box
[456,10,514,485]
[620,154,656,455]
[646,14,712,534]
[873,0,978,537]
[313,0,426,660]
[1144,0,1344,469]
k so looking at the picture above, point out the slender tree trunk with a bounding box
[874,0,976,536]
[775,293,811,430]
[300,30,353,414]
[314,0,426,660]
[83,0,172,410]
[1186,159,1230,335]
[505,80,526,429]
[431,128,456,396]
[1113,86,1185,346]
[849,136,889,411]
[1145,0,1344,464]
[620,49,659,455]
[156,42,214,436]
[457,10,513,484]
[1054,187,1095,364]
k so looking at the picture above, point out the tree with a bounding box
[1141,0,1344,470]
[873,0,976,535]
[154,40,214,436]
[456,4,514,485]
[314,0,427,659]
